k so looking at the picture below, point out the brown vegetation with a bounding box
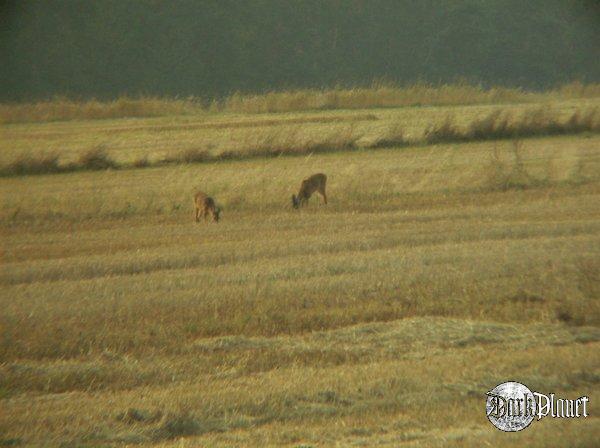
[3,105,599,178]
[1,82,599,123]
[424,106,600,144]
[0,96,201,124]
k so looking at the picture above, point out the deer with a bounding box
[194,191,221,222]
[292,173,327,209]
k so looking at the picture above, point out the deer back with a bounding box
[194,191,215,209]
[299,173,327,198]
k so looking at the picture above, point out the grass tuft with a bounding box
[0,153,61,176]
[424,116,464,144]
[132,156,150,168]
[465,109,511,140]
[164,148,212,164]
[153,411,226,440]
[117,408,163,424]
[77,146,119,171]
[367,122,409,148]
[483,141,541,191]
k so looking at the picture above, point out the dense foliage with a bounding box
[1,0,599,101]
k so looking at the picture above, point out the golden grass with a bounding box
[0,96,203,124]
[424,106,600,144]
[1,113,599,446]
[2,81,599,124]
[219,81,600,114]
[2,99,599,176]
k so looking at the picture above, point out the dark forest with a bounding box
[1,0,599,101]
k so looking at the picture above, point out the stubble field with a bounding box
[1,99,600,446]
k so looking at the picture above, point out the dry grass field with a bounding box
[1,96,600,446]
[2,96,599,171]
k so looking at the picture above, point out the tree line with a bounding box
[1,0,599,101]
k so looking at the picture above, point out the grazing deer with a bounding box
[194,191,221,222]
[292,173,327,209]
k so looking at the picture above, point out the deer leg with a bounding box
[319,187,327,204]
[195,207,200,222]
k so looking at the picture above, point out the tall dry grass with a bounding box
[2,82,599,123]
[423,106,600,144]
[0,96,203,124]
[1,146,120,177]
[2,106,598,177]
[220,82,536,113]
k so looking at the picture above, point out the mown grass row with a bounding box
[3,198,598,360]
[2,134,599,360]
[1,81,599,123]
[423,107,599,143]
[2,106,599,177]
[4,338,597,446]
